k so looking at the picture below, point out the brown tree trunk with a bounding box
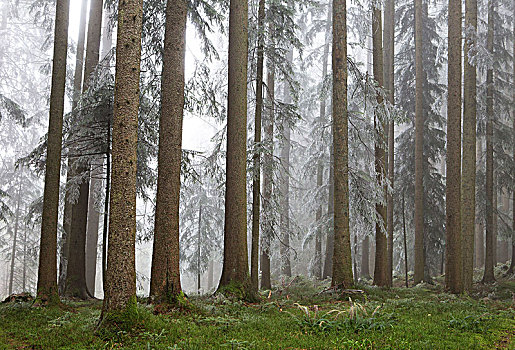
[314,5,332,281]
[402,192,409,287]
[250,0,265,291]
[361,236,370,278]
[372,3,388,287]
[279,49,293,278]
[509,15,515,274]
[100,0,143,317]
[218,0,253,299]
[65,0,103,300]
[413,0,424,286]
[149,0,187,304]
[260,49,275,290]
[331,0,353,288]
[461,0,477,291]
[445,0,463,293]
[384,0,395,288]
[59,0,87,296]
[36,0,70,307]
[482,0,495,284]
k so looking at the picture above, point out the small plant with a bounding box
[448,314,486,332]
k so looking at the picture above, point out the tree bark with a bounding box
[402,192,409,287]
[86,161,102,297]
[250,0,265,291]
[323,148,334,278]
[279,49,293,278]
[100,0,143,316]
[384,0,395,288]
[8,182,21,295]
[413,0,424,286]
[475,137,484,268]
[149,0,187,305]
[36,0,70,306]
[508,12,515,274]
[445,0,463,293]
[482,0,495,284]
[372,2,388,287]
[361,236,370,278]
[331,0,353,288]
[218,0,253,299]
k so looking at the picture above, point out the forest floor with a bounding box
[1,266,514,349]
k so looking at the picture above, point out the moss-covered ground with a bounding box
[1,269,514,349]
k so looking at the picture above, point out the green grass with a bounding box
[0,276,514,349]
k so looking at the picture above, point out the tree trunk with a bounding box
[22,223,27,292]
[250,0,265,291]
[8,182,21,295]
[218,0,253,299]
[413,0,424,286]
[86,160,102,297]
[279,49,293,278]
[314,5,332,281]
[461,0,477,291]
[102,126,110,292]
[36,0,70,306]
[59,0,87,297]
[475,137,484,268]
[361,236,370,279]
[482,0,495,284]
[100,0,143,317]
[508,14,515,274]
[207,259,214,291]
[331,0,353,288]
[260,47,275,290]
[402,192,409,287]
[149,0,187,305]
[384,0,395,288]
[445,0,463,293]
[323,150,334,278]
[372,3,388,287]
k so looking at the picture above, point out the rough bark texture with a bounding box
[445,0,463,293]
[218,0,252,298]
[59,0,87,296]
[461,0,477,291]
[482,0,495,284]
[383,0,395,288]
[314,6,332,280]
[260,52,275,290]
[36,0,69,306]
[279,49,293,278]
[101,0,143,316]
[250,0,265,291]
[413,0,424,286]
[149,0,187,305]
[372,4,388,287]
[65,0,103,300]
[331,0,353,288]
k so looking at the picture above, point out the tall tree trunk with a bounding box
[86,161,102,297]
[260,49,275,290]
[218,0,253,299]
[314,5,332,280]
[279,49,293,278]
[207,259,214,291]
[59,0,87,296]
[413,0,424,286]
[402,192,409,287]
[197,204,202,295]
[149,0,187,305]
[65,0,103,300]
[101,123,110,292]
[323,148,334,278]
[384,0,395,288]
[508,12,515,274]
[331,0,353,287]
[22,222,27,292]
[445,0,463,293]
[475,137,484,268]
[8,182,21,295]
[100,0,143,317]
[36,0,70,306]
[461,0,477,291]
[482,0,495,284]
[361,236,370,278]
[493,177,497,264]
[372,2,388,287]
[250,0,265,291]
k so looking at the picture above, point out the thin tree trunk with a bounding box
[279,49,293,278]
[86,160,102,297]
[331,0,353,288]
[207,258,214,291]
[314,162,323,279]
[197,204,202,295]
[482,0,495,284]
[402,192,408,287]
[22,222,27,292]
[372,2,388,287]
[149,0,187,305]
[260,48,275,290]
[508,13,515,274]
[445,0,463,293]
[8,182,21,295]
[100,0,143,317]
[475,137,484,268]
[361,236,370,279]
[36,0,70,306]
[413,0,424,286]
[102,129,110,292]
[323,150,334,278]
[250,0,265,291]
[218,0,253,299]
[384,0,395,288]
